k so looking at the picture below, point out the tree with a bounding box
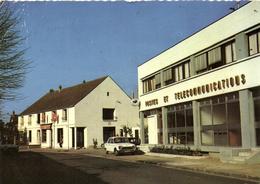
[0,3,28,106]
[122,125,133,137]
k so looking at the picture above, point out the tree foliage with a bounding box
[122,125,133,137]
[0,3,28,103]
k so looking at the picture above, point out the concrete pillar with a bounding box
[239,89,256,148]
[235,32,249,60]
[192,101,201,148]
[162,107,168,144]
[140,112,145,144]
[74,127,77,149]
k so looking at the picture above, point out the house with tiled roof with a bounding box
[18,76,139,149]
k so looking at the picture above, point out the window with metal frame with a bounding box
[248,30,260,56]
[167,102,194,145]
[200,92,241,147]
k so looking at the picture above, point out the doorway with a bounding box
[77,128,84,148]
[103,127,115,143]
[147,115,158,144]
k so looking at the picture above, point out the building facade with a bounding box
[18,76,139,149]
[138,2,260,152]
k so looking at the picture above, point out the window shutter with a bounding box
[225,44,232,64]
[208,47,221,65]
[178,65,183,80]
[163,68,172,81]
[184,62,190,78]
[175,67,179,81]
[249,33,258,55]
[155,73,161,85]
[232,42,236,61]
[195,53,207,72]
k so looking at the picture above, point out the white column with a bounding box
[74,127,77,149]
[192,101,201,149]
[162,107,168,145]
[239,89,256,148]
[47,130,51,148]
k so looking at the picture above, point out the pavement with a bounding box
[30,147,260,182]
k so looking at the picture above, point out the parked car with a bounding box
[104,137,136,156]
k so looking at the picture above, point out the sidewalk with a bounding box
[32,147,260,182]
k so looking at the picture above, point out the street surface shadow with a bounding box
[0,151,109,184]
[116,149,145,156]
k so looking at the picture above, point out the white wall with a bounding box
[138,2,260,96]
[140,56,260,111]
[18,114,41,145]
[27,128,41,145]
[18,106,76,148]
[75,77,139,147]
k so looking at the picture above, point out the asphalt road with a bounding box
[0,151,258,184]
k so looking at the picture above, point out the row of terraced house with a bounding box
[18,2,260,157]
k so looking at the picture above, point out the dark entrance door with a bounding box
[103,127,115,143]
[77,127,84,148]
[135,129,139,139]
[72,128,75,148]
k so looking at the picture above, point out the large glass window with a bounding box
[194,40,236,74]
[142,74,160,94]
[200,92,241,147]
[224,41,236,63]
[154,73,161,89]
[252,87,260,146]
[163,68,174,85]
[167,102,194,145]
[163,60,190,86]
[167,112,175,128]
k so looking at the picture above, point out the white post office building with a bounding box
[138,2,260,155]
[18,76,139,149]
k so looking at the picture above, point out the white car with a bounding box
[104,137,136,156]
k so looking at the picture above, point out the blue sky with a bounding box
[3,1,245,119]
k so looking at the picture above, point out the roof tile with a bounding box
[20,76,108,115]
